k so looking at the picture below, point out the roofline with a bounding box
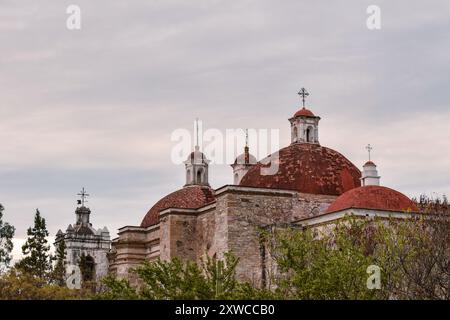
[292,208,424,227]
[214,184,298,197]
[288,115,321,121]
[159,201,217,217]
[117,224,160,234]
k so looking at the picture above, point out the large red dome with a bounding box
[140,186,215,227]
[239,143,361,195]
[325,185,419,213]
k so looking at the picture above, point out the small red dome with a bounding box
[325,185,418,213]
[239,143,361,196]
[140,186,215,227]
[293,107,315,118]
[364,161,376,166]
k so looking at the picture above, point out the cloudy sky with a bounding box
[1,0,449,260]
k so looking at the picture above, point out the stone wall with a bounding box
[211,186,337,286]
[109,225,159,285]
[109,186,336,288]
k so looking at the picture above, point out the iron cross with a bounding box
[298,88,309,107]
[366,144,373,161]
[245,128,249,147]
[77,187,90,207]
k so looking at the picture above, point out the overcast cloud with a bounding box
[1,0,449,260]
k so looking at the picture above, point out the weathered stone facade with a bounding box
[109,185,336,286]
[55,205,111,283]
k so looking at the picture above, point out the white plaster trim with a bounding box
[214,185,298,197]
[294,208,423,227]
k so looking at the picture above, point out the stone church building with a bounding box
[55,188,111,283]
[108,94,418,286]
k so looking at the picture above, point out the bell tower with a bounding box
[289,88,321,144]
[361,144,381,186]
[184,119,210,186]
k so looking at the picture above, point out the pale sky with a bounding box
[1,0,449,261]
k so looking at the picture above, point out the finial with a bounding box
[298,87,309,107]
[77,187,90,207]
[245,129,249,147]
[366,144,373,161]
[195,118,199,148]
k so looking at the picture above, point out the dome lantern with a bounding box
[289,88,321,144]
[361,144,381,186]
[184,119,210,186]
[231,129,257,184]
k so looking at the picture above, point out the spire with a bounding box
[244,129,250,164]
[195,117,200,151]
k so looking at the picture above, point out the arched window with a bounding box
[186,169,191,183]
[306,127,312,142]
[234,173,239,184]
[293,126,298,141]
[79,254,95,282]
[197,169,202,183]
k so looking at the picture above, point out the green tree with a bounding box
[99,253,272,300]
[16,209,53,279]
[0,204,15,273]
[52,239,66,286]
[0,267,90,300]
[267,217,382,300]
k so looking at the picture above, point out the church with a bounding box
[107,89,419,286]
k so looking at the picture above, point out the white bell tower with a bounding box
[289,88,321,144]
[184,119,210,186]
[361,144,381,186]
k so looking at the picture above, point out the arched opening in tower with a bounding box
[306,127,312,142]
[197,169,203,183]
[79,254,96,283]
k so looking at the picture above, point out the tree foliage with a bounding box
[52,239,66,286]
[267,217,382,299]
[266,206,449,300]
[0,268,90,300]
[0,204,15,273]
[99,253,272,300]
[15,209,53,279]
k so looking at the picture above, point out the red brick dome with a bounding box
[239,143,361,195]
[140,186,215,227]
[325,185,419,213]
[293,107,316,118]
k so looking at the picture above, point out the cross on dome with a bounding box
[298,87,309,107]
[366,144,373,161]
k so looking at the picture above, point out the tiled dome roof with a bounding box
[293,107,316,118]
[239,143,361,195]
[325,185,419,213]
[140,186,215,227]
